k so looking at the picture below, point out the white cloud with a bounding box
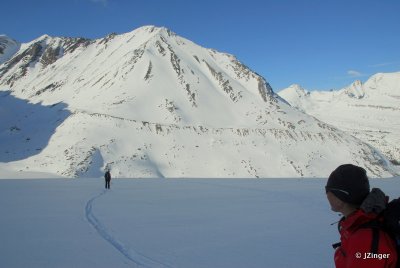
[347,70,363,77]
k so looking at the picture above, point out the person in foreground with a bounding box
[326,164,397,268]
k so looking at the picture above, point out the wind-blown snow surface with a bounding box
[0,26,397,177]
[0,177,398,268]
[278,72,400,168]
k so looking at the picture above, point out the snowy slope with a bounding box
[0,26,397,178]
[279,72,400,168]
[0,27,278,127]
[0,177,399,267]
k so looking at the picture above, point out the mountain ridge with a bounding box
[278,72,400,167]
[0,26,397,178]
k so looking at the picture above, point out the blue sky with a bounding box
[2,0,399,91]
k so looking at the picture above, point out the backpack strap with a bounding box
[360,220,381,254]
[332,221,381,252]
[371,227,380,254]
[331,217,345,250]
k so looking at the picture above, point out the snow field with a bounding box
[0,177,399,267]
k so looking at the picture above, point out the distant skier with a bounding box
[104,170,111,189]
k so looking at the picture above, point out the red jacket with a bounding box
[334,209,397,268]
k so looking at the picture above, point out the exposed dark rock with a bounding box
[204,61,242,103]
[0,42,43,83]
[257,77,275,103]
[63,37,92,54]
[33,81,64,97]
[99,33,117,45]
[155,40,166,56]
[40,46,62,67]
[144,61,153,81]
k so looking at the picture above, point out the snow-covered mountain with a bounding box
[0,26,397,178]
[0,35,20,65]
[279,72,400,168]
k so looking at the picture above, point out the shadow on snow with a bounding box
[0,91,71,162]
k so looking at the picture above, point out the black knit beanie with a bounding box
[326,164,370,206]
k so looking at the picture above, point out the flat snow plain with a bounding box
[0,177,399,268]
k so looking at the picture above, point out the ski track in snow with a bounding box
[85,190,174,268]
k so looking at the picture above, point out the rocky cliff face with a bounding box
[0,26,397,178]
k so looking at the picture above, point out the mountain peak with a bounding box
[0,34,17,42]
[342,79,365,99]
[0,35,21,64]
[289,84,306,91]
[279,84,309,99]
[32,34,52,43]
[0,35,20,49]
[125,25,177,40]
[139,25,175,34]
[0,25,278,126]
